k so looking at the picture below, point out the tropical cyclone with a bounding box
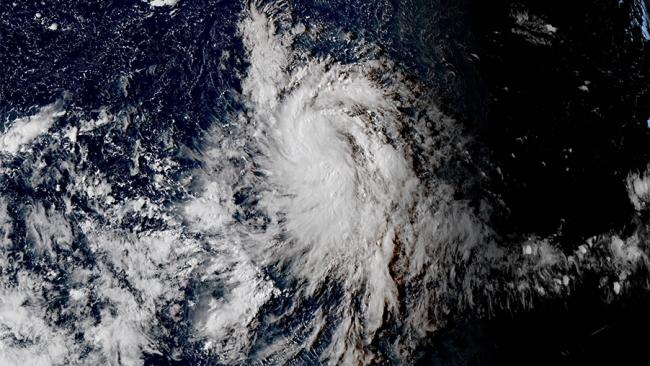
[188,3,648,364]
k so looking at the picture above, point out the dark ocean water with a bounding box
[0,1,648,365]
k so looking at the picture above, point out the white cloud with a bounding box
[0,102,64,154]
[149,0,180,7]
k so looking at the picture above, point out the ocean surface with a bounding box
[0,1,648,365]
